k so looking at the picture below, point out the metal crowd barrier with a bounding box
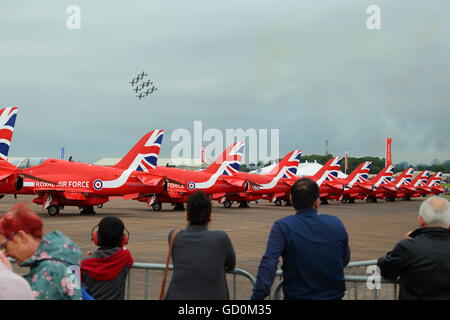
[9,257,398,300]
[126,262,256,300]
[126,260,399,300]
[272,260,399,300]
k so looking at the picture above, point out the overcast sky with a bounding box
[0,0,448,165]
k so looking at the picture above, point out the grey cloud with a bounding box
[0,0,449,165]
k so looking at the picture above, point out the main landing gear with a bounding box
[80,206,96,215]
[152,202,162,212]
[238,201,250,208]
[320,199,329,205]
[274,199,282,207]
[223,200,233,208]
[47,205,60,216]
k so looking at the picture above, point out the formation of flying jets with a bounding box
[0,107,445,216]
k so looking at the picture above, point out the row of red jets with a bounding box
[0,107,444,216]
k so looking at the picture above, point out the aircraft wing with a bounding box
[136,174,165,187]
[0,172,15,181]
[220,177,246,188]
[282,180,295,187]
[136,173,186,187]
[33,187,91,200]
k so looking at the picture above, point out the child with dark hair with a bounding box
[81,216,134,300]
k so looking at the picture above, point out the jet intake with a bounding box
[15,176,23,191]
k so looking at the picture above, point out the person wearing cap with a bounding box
[81,216,134,300]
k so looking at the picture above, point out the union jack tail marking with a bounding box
[268,150,302,178]
[0,107,18,160]
[204,142,245,176]
[112,130,164,172]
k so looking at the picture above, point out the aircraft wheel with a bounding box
[152,202,162,211]
[349,199,355,204]
[48,205,60,216]
[320,199,329,205]
[284,200,292,206]
[97,204,103,209]
[274,199,282,206]
[0,194,4,200]
[223,201,232,209]
[341,199,348,204]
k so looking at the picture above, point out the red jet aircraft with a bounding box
[341,164,395,203]
[8,130,179,215]
[395,170,431,200]
[236,156,343,206]
[425,172,445,195]
[136,142,250,211]
[217,150,303,208]
[319,161,372,204]
[373,167,415,201]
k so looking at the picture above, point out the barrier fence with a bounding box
[126,263,256,300]
[126,260,399,300]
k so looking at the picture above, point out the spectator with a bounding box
[165,190,236,300]
[0,203,82,300]
[81,216,134,300]
[378,196,450,299]
[251,178,350,300]
[0,251,33,300]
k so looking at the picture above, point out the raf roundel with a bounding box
[252,185,260,191]
[187,181,196,191]
[93,179,103,190]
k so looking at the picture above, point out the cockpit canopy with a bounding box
[10,157,47,169]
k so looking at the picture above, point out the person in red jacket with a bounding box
[81,216,134,300]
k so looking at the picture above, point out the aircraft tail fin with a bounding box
[312,156,342,186]
[344,161,372,187]
[427,172,443,188]
[0,107,18,160]
[112,130,164,172]
[412,170,430,187]
[393,168,414,188]
[372,165,395,188]
[203,142,245,176]
[267,150,302,178]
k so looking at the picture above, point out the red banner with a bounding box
[386,138,392,167]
